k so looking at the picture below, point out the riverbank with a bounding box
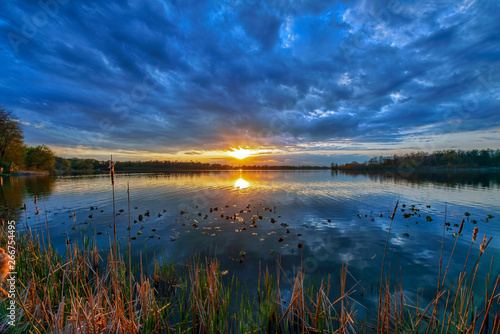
[14,170,50,176]
[0,170,51,177]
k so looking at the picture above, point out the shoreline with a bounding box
[12,171,50,176]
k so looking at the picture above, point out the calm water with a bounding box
[1,170,499,308]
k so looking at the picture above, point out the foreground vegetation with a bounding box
[0,201,498,333]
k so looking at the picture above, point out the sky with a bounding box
[1,0,499,166]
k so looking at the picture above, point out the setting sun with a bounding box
[229,147,252,160]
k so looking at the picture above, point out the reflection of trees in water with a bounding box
[334,170,500,189]
[23,175,56,198]
[0,176,24,221]
[0,176,55,221]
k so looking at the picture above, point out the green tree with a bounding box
[493,149,500,167]
[74,159,94,170]
[478,149,492,167]
[55,157,71,170]
[24,145,56,171]
[442,150,460,167]
[0,107,25,169]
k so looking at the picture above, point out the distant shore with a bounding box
[334,166,500,172]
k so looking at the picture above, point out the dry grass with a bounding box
[0,247,11,300]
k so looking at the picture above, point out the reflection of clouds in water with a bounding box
[390,237,406,246]
[412,249,436,265]
[305,235,336,256]
[339,252,355,265]
[302,232,380,272]
[304,217,341,230]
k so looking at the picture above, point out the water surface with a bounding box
[1,170,499,309]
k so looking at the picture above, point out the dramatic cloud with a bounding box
[1,0,499,164]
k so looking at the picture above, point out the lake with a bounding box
[1,170,499,310]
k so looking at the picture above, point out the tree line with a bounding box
[333,149,500,170]
[56,159,329,171]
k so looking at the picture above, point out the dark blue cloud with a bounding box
[0,0,499,161]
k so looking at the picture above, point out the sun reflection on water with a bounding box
[234,178,250,190]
